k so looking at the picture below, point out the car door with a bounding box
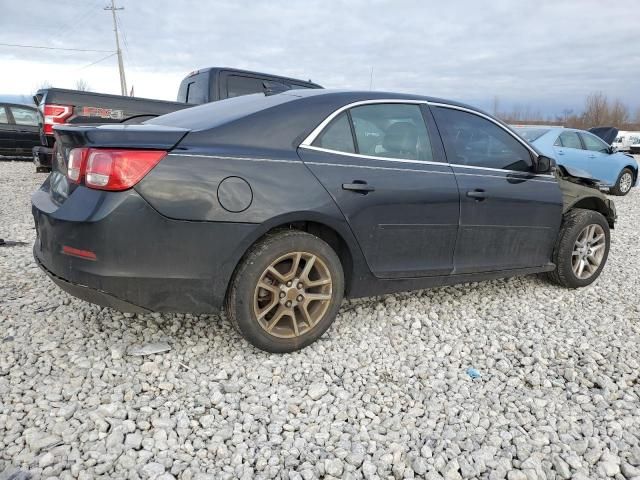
[553,130,587,171]
[579,131,617,185]
[7,106,40,155]
[431,105,563,274]
[298,102,460,278]
[0,106,15,156]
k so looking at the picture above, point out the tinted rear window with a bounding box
[177,72,209,104]
[148,93,299,131]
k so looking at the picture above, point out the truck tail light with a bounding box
[43,104,73,135]
[84,149,167,191]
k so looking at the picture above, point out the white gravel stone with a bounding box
[1,161,640,478]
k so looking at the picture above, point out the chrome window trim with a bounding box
[300,144,447,167]
[299,145,554,178]
[300,98,548,174]
[305,161,555,182]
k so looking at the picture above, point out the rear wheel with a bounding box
[611,167,634,196]
[226,230,344,353]
[547,209,610,288]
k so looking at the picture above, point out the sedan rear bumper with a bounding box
[32,182,258,313]
[35,252,150,313]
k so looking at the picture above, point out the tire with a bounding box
[225,230,344,353]
[610,167,634,196]
[546,209,610,288]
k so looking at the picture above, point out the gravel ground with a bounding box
[1,160,640,480]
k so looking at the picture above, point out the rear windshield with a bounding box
[515,128,550,142]
[148,92,299,131]
[177,72,210,104]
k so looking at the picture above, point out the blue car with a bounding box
[516,127,638,196]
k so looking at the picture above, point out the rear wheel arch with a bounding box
[227,214,361,299]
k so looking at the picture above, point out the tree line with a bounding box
[495,92,640,130]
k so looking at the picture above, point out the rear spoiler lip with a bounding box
[53,124,190,151]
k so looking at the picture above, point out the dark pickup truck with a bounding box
[33,67,322,171]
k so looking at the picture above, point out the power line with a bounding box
[79,52,118,70]
[0,42,113,53]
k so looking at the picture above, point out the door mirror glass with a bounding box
[535,155,553,174]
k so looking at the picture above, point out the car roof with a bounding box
[187,67,323,88]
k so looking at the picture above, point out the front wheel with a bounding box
[611,167,634,196]
[225,230,344,353]
[546,209,610,288]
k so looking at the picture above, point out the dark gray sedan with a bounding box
[32,90,616,352]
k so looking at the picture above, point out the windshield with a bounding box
[515,127,551,142]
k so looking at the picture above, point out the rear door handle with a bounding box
[342,181,375,193]
[466,189,487,200]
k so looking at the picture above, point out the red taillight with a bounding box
[67,148,89,183]
[43,104,73,135]
[84,149,167,191]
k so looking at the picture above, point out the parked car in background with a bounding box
[613,130,640,152]
[630,138,640,155]
[0,103,40,159]
[32,67,322,172]
[516,126,638,195]
[33,90,616,352]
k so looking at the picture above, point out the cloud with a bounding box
[1,0,638,116]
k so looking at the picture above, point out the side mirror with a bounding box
[608,146,617,154]
[535,155,554,174]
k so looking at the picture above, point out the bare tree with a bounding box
[75,79,91,92]
[582,92,609,128]
[609,99,629,127]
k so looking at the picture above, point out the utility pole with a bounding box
[105,0,127,96]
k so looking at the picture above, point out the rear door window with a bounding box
[227,75,266,98]
[556,131,582,149]
[10,107,38,126]
[350,103,433,161]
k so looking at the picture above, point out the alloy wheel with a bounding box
[619,172,633,193]
[571,224,606,279]
[253,251,333,338]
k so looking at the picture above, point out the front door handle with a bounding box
[466,189,487,201]
[342,181,375,193]
[557,150,565,155]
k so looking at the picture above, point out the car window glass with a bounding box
[11,107,38,126]
[312,112,355,153]
[558,131,582,149]
[0,107,7,124]
[227,75,265,98]
[183,73,209,104]
[433,107,532,171]
[350,104,433,161]
[580,132,609,153]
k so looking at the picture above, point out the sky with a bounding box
[0,0,638,117]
